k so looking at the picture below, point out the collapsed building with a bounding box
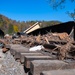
[23,22,41,34]
[2,21,75,60]
[1,21,75,75]
[28,21,75,39]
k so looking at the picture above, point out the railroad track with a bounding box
[8,44,75,75]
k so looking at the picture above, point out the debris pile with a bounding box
[20,32,75,60]
[2,32,75,60]
[20,32,71,47]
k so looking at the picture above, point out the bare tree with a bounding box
[67,9,75,22]
[48,0,75,9]
[48,0,75,21]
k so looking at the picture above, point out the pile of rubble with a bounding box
[14,32,74,60]
[2,32,75,60]
[16,32,71,47]
[0,31,75,75]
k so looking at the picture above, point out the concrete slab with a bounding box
[0,64,2,69]
[10,47,26,56]
[10,45,29,56]
[13,49,40,60]
[20,53,44,63]
[40,69,75,75]
[24,56,52,68]
[5,44,11,49]
[29,60,68,75]
[9,44,21,48]
[10,44,23,55]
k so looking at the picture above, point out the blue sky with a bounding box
[0,0,75,22]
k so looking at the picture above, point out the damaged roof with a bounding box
[28,21,75,36]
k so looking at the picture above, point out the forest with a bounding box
[0,14,61,34]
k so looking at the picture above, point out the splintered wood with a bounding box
[20,32,71,48]
[3,32,75,60]
[58,41,73,60]
[18,32,75,60]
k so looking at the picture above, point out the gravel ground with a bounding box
[0,48,25,75]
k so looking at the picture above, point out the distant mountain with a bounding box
[0,14,62,34]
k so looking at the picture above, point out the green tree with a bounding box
[8,24,14,34]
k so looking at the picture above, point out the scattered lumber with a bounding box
[2,31,75,60]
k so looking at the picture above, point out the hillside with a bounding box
[0,14,61,34]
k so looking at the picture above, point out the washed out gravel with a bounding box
[0,50,25,75]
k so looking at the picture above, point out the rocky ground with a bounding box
[0,48,25,75]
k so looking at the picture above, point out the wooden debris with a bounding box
[2,47,9,53]
[2,31,75,60]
